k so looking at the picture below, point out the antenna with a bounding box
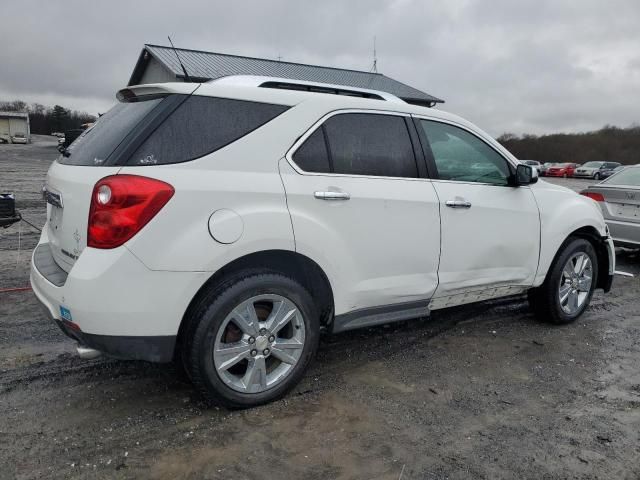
[167,35,192,82]
[370,36,378,73]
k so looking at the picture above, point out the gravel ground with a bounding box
[1,137,639,479]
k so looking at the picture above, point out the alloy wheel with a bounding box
[558,252,593,315]
[212,294,306,393]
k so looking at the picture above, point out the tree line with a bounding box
[0,100,96,135]
[497,125,640,166]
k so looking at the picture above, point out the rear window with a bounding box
[602,166,640,186]
[128,96,289,165]
[58,97,163,166]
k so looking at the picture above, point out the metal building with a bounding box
[128,44,443,107]
[0,111,30,144]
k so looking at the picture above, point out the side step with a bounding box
[332,300,430,333]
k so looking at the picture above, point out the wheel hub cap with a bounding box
[255,335,270,352]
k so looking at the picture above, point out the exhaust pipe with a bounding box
[76,345,102,360]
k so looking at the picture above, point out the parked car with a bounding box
[57,128,84,153]
[11,133,28,144]
[599,165,624,180]
[545,163,579,177]
[32,77,615,407]
[574,161,622,180]
[540,162,555,176]
[520,159,541,172]
[581,165,640,248]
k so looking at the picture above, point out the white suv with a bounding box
[31,76,615,407]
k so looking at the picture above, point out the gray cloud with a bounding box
[0,0,638,135]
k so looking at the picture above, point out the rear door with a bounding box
[414,118,540,304]
[280,111,441,316]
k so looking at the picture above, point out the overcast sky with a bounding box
[1,0,639,136]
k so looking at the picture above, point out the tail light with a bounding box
[580,191,605,202]
[88,175,174,249]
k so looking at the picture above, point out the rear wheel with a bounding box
[529,237,598,324]
[184,272,319,408]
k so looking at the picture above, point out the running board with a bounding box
[332,300,430,333]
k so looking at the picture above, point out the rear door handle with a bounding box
[445,200,472,209]
[314,191,351,201]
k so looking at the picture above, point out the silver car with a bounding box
[581,165,640,248]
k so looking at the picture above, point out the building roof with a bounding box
[0,111,29,119]
[128,44,444,107]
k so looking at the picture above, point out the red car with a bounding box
[545,163,579,177]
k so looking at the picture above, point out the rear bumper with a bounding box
[52,316,176,362]
[606,219,640,249]
[30,229,208,362]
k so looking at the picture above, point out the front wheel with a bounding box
[529,237,598,324]
[594,172,601,180]
[184,272,320,408]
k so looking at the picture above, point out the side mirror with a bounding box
[514,163,539,186]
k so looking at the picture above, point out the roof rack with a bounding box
[259,81,386,101]
[209,75,405,103]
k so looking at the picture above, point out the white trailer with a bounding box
[0,111,30,144]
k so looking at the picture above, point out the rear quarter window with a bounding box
[128,96,289,165]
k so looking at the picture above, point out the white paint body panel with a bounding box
[431,181,540,297]
[530,179,610,285]
[279,159,441,315]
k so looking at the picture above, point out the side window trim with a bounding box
[112,94,188,166]
[403,117,429,179]
[320,124,335,173]
[411,115,517,185]
[286,109,424,180]
[410,116,439,179]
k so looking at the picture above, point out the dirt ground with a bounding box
[1,137,639,479]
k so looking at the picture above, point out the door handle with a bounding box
[445,199,472,209]
[314,191,351,201]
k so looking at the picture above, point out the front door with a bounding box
[415,118,540,304]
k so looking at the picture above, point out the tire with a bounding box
[183,271,320,408]
[594,172,600,180]
[563,173,568,178]
[529,237,598,324]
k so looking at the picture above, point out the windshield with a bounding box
[57,97,163,166]
[602,166,640,186]
[583,161,604,168]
